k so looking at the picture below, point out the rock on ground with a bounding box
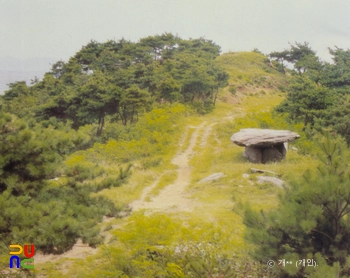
[257,176,285,188]
[199,173,225,183]
[231,128,300,147]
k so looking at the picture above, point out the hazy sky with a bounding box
[1,0,350,64]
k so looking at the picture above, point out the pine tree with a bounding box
[0,112,119,255]
[244,132,350,277]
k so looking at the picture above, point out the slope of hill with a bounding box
[216,51,288,88]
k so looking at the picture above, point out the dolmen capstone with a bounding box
[230,128,300,163]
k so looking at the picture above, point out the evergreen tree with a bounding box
[274,45,350,144]
[0,112,121,254]
[244,132,350,277]
[276,77,334,128]
[269,42,321,77]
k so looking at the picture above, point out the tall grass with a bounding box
[215,51,288,89]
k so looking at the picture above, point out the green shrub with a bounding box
[278,85,286,92]
[228,85,237,94]
[65,153,104,181]
[190,100,214,115]
[142,157,163,169]
[63,213,271,277]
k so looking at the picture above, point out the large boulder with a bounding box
[231,128,299,163]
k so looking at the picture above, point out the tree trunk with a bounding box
[96,112,105,137]
[96,115,101,136]
[213,88,219,106]
[131,106,135,124]
[99,114,105,136]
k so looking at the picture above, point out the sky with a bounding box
[1,0,350,90]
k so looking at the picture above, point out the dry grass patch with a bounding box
[94,170,156,207]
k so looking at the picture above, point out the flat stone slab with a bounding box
[257,176,285,188]
[251,168,277,175]
[198,173,225,183]
[231,128,300,147]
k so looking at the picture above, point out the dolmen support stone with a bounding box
[230,128,300,163]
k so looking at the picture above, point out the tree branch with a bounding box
[311,229,334,242]
[338,202,349,218]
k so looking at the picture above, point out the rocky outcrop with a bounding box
[231,128,300,163]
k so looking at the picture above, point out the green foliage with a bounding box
[0,112,122,257]
[2,81,38,119]
[321,47,350,89]
[65,152,104,181]
[276,77,334,127]
[190,100,215,114]
[269,42,322,78]
[63,213,269,277]
[0,113,60,196]
[95,164,132,191]
[1,36,320,278]
[228,85,237,94]
[83,104,187,164]
[227,110,293,132]
[2,34,228,138]
[274,44,350,145]
[244,132,350,277]
[317,95,350,144]
[215,51,287,90]
[36,120,94,155]
[141,157,163,169]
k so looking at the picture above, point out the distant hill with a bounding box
[0,57,56,94]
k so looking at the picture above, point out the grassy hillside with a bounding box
[216,51,288,90]
[26,52,319,277]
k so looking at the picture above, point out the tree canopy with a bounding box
[274,44,350,143]
[2,34,228,134]
[0,112,124,254]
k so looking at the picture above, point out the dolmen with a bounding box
[230,128,300,163]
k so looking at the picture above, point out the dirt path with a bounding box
[130,122,208,213]
[35,121,212,271]
[200,123,215,148]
